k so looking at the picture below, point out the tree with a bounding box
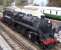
[0,0,3,5]
[48,0,61,7]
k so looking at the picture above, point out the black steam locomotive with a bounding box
[2,7,56,50]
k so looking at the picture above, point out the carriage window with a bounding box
[57,11,61,16]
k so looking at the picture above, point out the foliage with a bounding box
[48,0,61,7]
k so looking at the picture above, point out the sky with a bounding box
[33,0,48,6]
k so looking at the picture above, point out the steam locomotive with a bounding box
[2,6,56,50]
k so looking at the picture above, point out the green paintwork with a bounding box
[44,13,61,21]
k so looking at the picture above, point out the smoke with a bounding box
[33,0,48,6]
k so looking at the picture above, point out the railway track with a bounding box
[0,23,27,50]
[0,21,40,50]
